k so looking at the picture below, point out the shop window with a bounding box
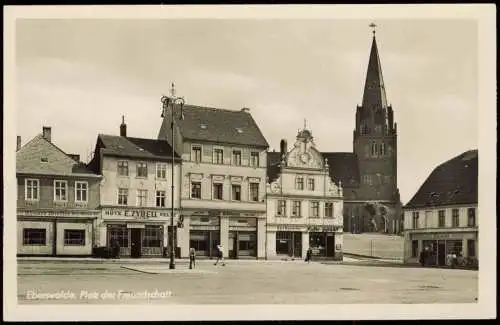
[64,229,85,246]
[295,177,304,190]
[190,231,209,253]
[191,182,201,199]
[446,240,463,255]
[54,180,68,202]
[75,181,88,202]
[136,189,148,207]
[438,210,445,227]
[232,185,241,201]
[467,240,476,257]
[249,183,259,202]
[452,209,460,227]
[238,233,256,252]
[250,152,260,167]
[292,201,301,217]
[467,208,476,227]
[307,178,315,191]
[213,183,223,200]
[25,179,39,201]
[277,200,287,216]
[232,150,242,166]
[117,160,129,176]
[156,163,167,179]
[192,145,202,163]
[325,202,334,218]
[23,228,46,245]
[156,190,166,207]
[142,226,162,248]
[108,225,128,248]
[411,240,419,257]
[118,188,129,205]
[136,162,148,178]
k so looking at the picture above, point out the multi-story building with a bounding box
[87,117,183,258]
[16,126,101,256]
[402,150,478,266]
[158,105,269,259]
[266,126,344,260]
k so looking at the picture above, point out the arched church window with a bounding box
[379,142,385,156]
[364,145,370,158]
[374,125,382,133]
[371,141,378,157]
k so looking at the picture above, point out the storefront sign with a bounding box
[307,225,341,232]
[17,210,99,217]
[127,223,146,229]
[276,225,304,231]
[414,232,469,240]
[103,208,168,219]
[248,177,260,183]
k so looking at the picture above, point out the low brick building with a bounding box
[16,126,101,256]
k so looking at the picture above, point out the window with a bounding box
[307,178,315,191]
[277,200,286,216]
[438,210,445,227]
[137,189,148,207]
[64,229,85,246]
[232,185,241,201]
[292,201,301,217]
[213,183,223,200]
[363,175,372,185]
[250,152,260,167]
[156,190,166,207]
[75,181,88,202]
[25,179,39,200]
[379,142,385,156]
[23,228,46,245]
[108,225,128,248]
[54,180,68,201]
[117,160,129,176]
[232,150,242,166]
[156,163,167,179]
[371,141,378,157]
[412,211,419,229]
[424,211,431,228]
[191,182,201,199]
[192,145,202,163]
[213,148,224,164]
[325,202,334,218]
[411,240,419,258]
[249,183,259,202]
[452,209,460,227]
[118,188,128,205]
[137,162,148,178]
[310,201,320,218]
[295,177,304,190]
[467,208,476,227]
[142,226,162,248]
[374,125,382,133]
[467,240,476,257]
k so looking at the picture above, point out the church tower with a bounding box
[353,26,399,207]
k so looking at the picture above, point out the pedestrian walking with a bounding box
[305,247,312,263]
[189,247,196,269]
[214,244,226,266]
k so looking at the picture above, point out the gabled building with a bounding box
[402,150,478,266]
[87,117,182,258]
[266,126,344,260]
[158,105,269,259]
[16,126,101,256]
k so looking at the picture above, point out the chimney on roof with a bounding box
[42,126,52,142]
[280,139,287,160]
[241,107,250,113]
[69,154,80,162]
[120,115,127,137]
[16,136,21,151]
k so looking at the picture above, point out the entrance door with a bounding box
[437,241,446,266]
[130,228,142,258]
[326,233,335,257]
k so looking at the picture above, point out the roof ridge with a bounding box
[185,104,249,113]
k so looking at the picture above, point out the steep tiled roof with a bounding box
[159,105,269,148]
[98,134,181,160]
[321,152,360,187]
[404,150,478,209]
[266,151,282,183]
[16,135,98,177]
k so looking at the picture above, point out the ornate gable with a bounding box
[286,127,324,170]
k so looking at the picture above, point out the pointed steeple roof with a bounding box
[361,31,388,109]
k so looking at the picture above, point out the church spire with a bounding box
[361,23,388,110]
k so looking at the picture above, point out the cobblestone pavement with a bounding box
[17,260,478,304]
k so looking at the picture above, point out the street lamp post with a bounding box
[161,83,185,270]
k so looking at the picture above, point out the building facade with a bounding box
[158,105,269,259]
[88,118,183,258]
[16,127,101,256]
[402,150,478,266]
[266,127,344,260]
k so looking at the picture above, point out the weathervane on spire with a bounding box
[170,82,176,97]
[304,118,307,130]
[369,22,377,35]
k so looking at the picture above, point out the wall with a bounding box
[404,205,478,230]
[100,156,181,209]
[17,221,54,255]
[56,221,93,255]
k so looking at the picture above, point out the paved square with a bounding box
[17,260,478,304]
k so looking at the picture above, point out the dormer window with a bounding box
[235,128,243,134]
[41,157,48,163]
[200,124,207,130]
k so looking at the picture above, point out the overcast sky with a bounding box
[15,18,478,204]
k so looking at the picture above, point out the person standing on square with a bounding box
[214,244,225,266]
[189,247,196,269]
